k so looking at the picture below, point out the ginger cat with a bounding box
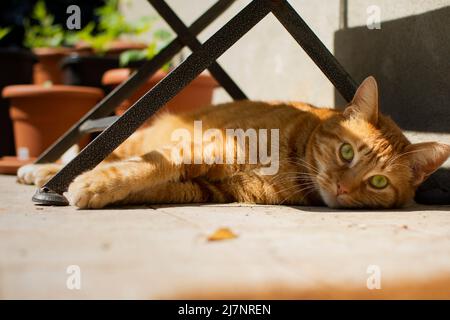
[18,77,450,209]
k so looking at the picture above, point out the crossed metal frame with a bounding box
[32,0,358,205]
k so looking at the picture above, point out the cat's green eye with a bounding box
[339,143,354,162]
[369,175,389,189]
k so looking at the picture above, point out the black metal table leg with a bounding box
[33,0,272,205]
[34,0,236,164]
[149,0,247,100]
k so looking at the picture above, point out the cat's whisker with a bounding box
[269,183,317,198]
[269,173,324,188]
[281,157,319,171]
[268,169,321,179]
[300,188,317,202]
[267,172,316,186]
[268,172,318,182]
[279,185,316,205]
[270,182,316,196]
[271,182,317,198]
[267,171,301,179]
[278,188,315,205]
[282,158,320,174]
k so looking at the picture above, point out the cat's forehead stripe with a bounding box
[318,128,341,142]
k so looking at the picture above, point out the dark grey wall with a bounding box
[334,6,450,134]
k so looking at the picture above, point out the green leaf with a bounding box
[64,22,95,46]
[0,27,11,40]
[24,0,65,48]
[153,29,172,42]
[76,0,173,58]
[119,49,147,66]
[33,0,47,21]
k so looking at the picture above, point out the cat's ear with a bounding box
[406,142,450,186]
[344,76,379,124]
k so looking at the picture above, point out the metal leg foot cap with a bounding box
[32,187,69,206]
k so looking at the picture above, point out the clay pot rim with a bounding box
[102,68,219,88]
[0,156,36,175]
[32,41,147,58]
[32,47,73,57]
[105,40,148,54]
[73,40,147,56]
[2,85,104,99]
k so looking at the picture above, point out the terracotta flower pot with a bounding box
[32,47,72,85]
[60,41,148,88]
[102,68,218,126]
[0,156,36,175]
[2,85,104,158]
[104,40,147,57]
[0,48,36,157]
[74,40,147,58]
[61,54,121,88]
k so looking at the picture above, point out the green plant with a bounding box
[79,0,158,54]
[24,0,65,48]
[96,0,153,38]
[119,28,172,67]
[64,22,95,47]
[0,27,11,41]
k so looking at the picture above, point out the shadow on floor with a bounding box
[171,275,450,299]
[95,198,449,213]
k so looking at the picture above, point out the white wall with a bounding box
[347,0,450,27]
[121,0,340,107]
[121,0,450,108]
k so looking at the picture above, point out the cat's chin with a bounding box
[318,189,339,208]
[318,189,351,208]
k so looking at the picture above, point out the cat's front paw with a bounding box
[17,163,62,187]
[17,164,37,185]
[66,169,129,209]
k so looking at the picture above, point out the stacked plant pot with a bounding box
[0,1,176,175]
[3,85,103,158]
[0,47,104,174]
[102,68,218,128]
[0,48,36,173]
[32,47,71,85]
[0,41,151,174]
[61,41,147,88]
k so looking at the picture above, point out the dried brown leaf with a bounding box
[207,227,238,242]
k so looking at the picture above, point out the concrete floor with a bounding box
[0,174,449,299]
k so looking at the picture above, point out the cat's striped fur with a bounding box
[18,77,450,209]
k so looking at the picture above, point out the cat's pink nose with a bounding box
[336,183,349,196]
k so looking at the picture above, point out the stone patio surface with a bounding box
[0,175,449,299]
